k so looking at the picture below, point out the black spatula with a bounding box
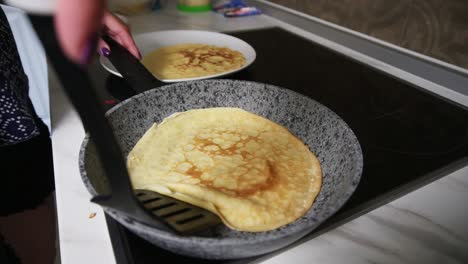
[36,19,220,234]
[102,35,222,234]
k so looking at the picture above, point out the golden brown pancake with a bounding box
[142,44,246,79]
[127,108,322,232]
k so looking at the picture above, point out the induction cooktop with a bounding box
[86,27,468,264]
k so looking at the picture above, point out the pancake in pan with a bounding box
[127,108,322,232]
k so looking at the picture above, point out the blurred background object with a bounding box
[108,0,154,16]
[214,0,261,17]
[177,0,211,12]
[5,0,167,16]
[4,0,56,14]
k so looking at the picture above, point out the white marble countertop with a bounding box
[49,2,468,264]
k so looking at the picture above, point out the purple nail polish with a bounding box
[80,35,98,65]
[100,47,111,57]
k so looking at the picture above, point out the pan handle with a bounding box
[30,15,171,231]
[102,35,162,94]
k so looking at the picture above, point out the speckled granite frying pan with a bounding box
[79,79,363,259]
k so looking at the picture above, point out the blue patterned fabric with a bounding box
[0,7,39,146]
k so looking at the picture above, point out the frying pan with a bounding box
[45,32,363,259]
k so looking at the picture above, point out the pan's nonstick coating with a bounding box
[79,80,363,259]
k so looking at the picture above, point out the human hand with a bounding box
[55,0,141,65]
[98,11,141,60]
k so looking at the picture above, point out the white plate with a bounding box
[100,30,256,83]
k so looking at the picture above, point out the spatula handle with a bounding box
[29,15,170,230]
[102,35,161,93]
[42,37,134,199]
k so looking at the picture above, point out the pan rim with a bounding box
[79,79,363,247]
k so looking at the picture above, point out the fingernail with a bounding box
[100,47,111,57]
[80,35,98,65]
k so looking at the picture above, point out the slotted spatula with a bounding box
[40,26,221,234]
[135,190,221,234]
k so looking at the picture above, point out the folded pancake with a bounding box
[142,44,246,79]
[127,108,322,232]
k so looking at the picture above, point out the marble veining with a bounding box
[266,167,468,264]
[366,212,468,263]
[383,205,468,245]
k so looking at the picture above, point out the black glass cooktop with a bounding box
[86,27,468,264]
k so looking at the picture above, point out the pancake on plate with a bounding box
[142,44,246,79]
[127,108,322,232]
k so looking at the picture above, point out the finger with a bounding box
[103,12,141,59]
[55,0,105,65]
[97,39,110,57]
[115,31,141,59]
